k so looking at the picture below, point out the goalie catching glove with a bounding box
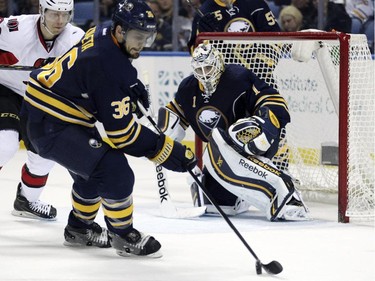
[228,107,280,156]
[148,134,197,172]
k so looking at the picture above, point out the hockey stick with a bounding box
[140,73,206,219]
[187,171,283,275]
[137,101,283,275]
[186,0,204,17]
[0,64,37,71]
[155,165,206,219]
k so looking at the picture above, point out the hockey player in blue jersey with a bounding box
[187,0,281,53]
[158,42,309,221]
[20,0,196,258]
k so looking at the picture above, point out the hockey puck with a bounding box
[256,261,262,275]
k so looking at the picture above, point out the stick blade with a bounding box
[262,260,283,275]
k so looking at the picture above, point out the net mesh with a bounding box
[199,33,374,219]
[346,36,374,217]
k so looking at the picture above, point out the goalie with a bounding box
[158,42,309,221]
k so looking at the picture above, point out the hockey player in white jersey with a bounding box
[0,0,84,220]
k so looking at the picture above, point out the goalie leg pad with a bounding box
[189,170,251,216]
[204,128,309,221]
[277,183,310,221]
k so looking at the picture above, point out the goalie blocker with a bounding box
[200,128,309,221]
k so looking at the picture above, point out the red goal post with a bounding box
[194,31,374,223]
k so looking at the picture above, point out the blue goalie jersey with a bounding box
[166,64,290,143]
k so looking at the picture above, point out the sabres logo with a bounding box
[89,138,102,148]
[119,1,134,12]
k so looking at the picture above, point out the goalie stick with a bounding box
[155,163,206,219]
[137,101,283,275]
[140,72,206,219]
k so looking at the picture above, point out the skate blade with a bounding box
[63,240,88,247]
[280,212,312,221]
[281,215,312,221]
[116,249,163,259]
[63,239,111,248]
[11,209,57,221]
[161,205,206,219]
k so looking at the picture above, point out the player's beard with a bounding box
[119,41,141,59]
[127,47,141,59]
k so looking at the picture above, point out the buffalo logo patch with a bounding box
[89,138,102,148]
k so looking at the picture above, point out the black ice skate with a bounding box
[110,229,162,258]
[64,222,111,248]
[12,183,57,220]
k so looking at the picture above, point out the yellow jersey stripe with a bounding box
[261,102,289,112]
[102,205,133,219]
[72,201,101,213]
[113,124,141,149]
[108,127,135,144]
[26,83,91,121]
[24,95,95,128]
[105,118,136,136]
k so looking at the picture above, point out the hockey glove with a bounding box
[149,134,197,172]
[129,80,150,118]
[198,12,220,32]
[228,107,280,156]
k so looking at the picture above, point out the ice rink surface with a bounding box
[0,150,374,281]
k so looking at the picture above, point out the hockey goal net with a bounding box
[195,32,374,223]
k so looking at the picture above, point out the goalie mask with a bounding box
[191,43,225,96]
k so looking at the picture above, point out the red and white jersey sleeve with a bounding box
[0,14,84,96]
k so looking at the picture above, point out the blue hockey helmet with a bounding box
[112,0,157,47]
